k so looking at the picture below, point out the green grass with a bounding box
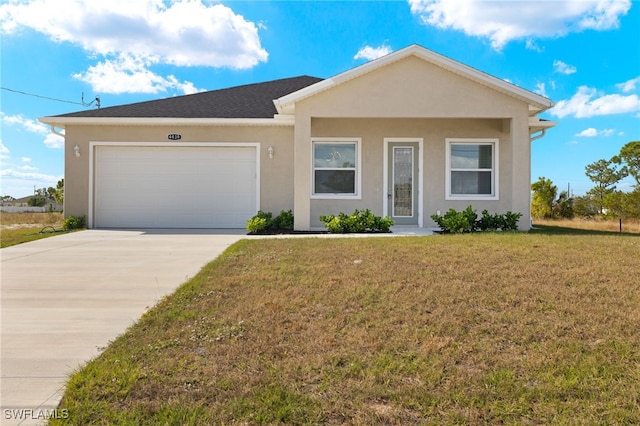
[0,227,69,248]
[51,231,640,424]
[0,212,66,247]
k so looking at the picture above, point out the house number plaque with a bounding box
[168,134,182,140]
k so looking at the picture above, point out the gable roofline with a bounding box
[274,44,554,116]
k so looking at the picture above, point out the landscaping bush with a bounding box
[62,215,86,230]
[431,206,477,233]
[272,210,294,230]
[246,210,294,234]
[431,207,522,233]
[319,209,394,233]
[246,211,272,233]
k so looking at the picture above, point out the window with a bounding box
[312,139,361,198]
[446,138,498,200]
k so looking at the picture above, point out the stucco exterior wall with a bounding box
[59,52,539,231]
[292,55,533,230]
[308,117,518,228]
[63,124,294,223]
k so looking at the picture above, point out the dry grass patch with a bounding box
[534,218,640,234]
[0,212,64,247]
[54,234,640,425]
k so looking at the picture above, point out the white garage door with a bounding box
[94,145,257,228]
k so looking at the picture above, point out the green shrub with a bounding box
[63,215,86,230]
[273,210,294,230]
[477,210,503,231]
[431,207,522,233]
[502,211,523,231]
[246,210,295,233]
[319,209,394,233]
[246,211,273,233]
[431,207,476,233]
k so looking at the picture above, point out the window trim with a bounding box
[445,138,499,201]
[311,138,362,199]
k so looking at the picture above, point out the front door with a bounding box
[387,141,420,225]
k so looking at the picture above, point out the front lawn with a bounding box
[0,212,65,248]
[53,233,640,424]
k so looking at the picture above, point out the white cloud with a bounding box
[73,53,202,94]
[534,82,547,97]
[1,113,64,148]
[0,139,9,155]
[44,133,64,149]
[535,83,547,96]
[550,85,640,118]
[577,127,598,137]
[525,39,544,52]
[21,157,31,163]
[354,45,393,61]
[576,127,615,137]
[408,0,631,50]
[553,60,577,75]
[617,76,640,93]
[1,112,48,135]
[0,168,60,184]
[0,0,268,94]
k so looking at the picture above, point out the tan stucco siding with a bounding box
[63,124,294,224]
[291,55,533,230]
[297,56,526,118]
[308,118,518,228]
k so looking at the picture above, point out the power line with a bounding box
[1,86,99,108]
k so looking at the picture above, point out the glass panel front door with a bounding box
[388,142,419,225]
[393,147,413,217]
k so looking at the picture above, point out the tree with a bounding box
[48,179,64,204]
[604,190,640,219]
[585,159,627,214]
[531,177,557,219]
[28,194,47,207]
[553,191,574,219]
[613,141,640,187]
[573,195,599,217]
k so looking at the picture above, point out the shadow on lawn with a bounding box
[529,224,637,236]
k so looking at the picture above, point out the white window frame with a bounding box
[446,138,499,201]
[311,138,361,199]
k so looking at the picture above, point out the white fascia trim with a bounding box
[529,117,557,129]
[274,44,554,115]
[39,116,294,128]
[88,141,261,229]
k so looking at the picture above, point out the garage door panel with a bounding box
[94,146,257,228]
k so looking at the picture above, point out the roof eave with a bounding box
[529,117,557,134]
[38,116,295,128]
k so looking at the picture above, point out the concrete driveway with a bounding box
[1,229,244,425]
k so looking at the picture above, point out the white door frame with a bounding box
[382,138,423,227]
[89,141,260,228]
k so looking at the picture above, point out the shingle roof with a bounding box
[55,76,323,119]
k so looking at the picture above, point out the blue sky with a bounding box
[1,0,638,198]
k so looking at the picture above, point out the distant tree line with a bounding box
[28,179,64,208]
[532,141,640,219]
